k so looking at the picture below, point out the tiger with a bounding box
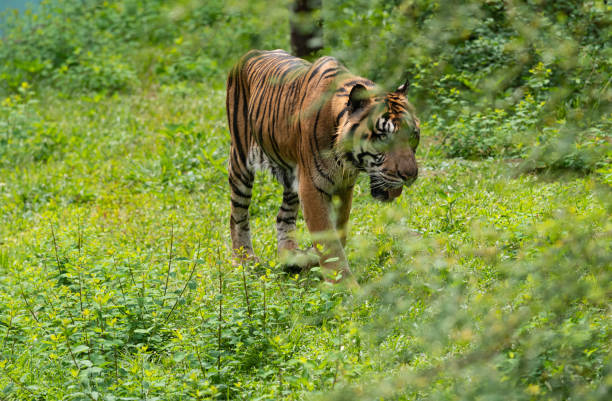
[226,49,420,285]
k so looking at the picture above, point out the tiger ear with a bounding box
[348,84,369,113]
[396,79,410,94]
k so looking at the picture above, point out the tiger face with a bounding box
[339,82,420,202]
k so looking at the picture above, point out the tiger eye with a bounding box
[408,128,420,150]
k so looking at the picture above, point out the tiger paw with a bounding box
[279,248,320,274]
[321,269,360,292]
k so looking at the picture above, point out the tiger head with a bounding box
[338,80,420,202]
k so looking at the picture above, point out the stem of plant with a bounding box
[64,305,77,329]
[262,279,267,334]
[127,258,137,287]
[194,343,206,378]
[50,223,61,272]
[278,365,283,395]
[141,352,145,400]
[1,364,36,396]
[140,262,148,316]
[114,347,118,386]
[164,237,201,324]
[77,216,84,312]
[65,333,80,371]
[241,262,252,320]
[20,288,49,335]
[277,280,294,314]
[2,312,13,356]
[161,222,174,308]
[217,249,223,374]
[117,276,128,305]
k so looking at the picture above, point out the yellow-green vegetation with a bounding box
[1,1,610,400]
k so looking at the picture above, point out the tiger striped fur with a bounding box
[226,49,420,283]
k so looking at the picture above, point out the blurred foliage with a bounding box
[1,0,610,172]
[0,0,290,92]
[322,206,611,401]
[0,0,610,400]
[323,0,611,173]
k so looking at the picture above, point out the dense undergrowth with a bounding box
[0,0,610,400]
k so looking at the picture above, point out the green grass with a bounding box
[1,0,610,398]
[1,83,609,400]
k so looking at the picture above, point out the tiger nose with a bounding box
[386,148,418,185]
[397,162,418,184]
[397,167,419,183]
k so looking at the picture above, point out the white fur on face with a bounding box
[376,117,395,133]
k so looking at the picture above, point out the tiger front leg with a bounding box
[334,186,354,247]
[298,176,358,288]
[277,186,319,273]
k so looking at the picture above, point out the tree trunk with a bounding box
[290,0,323,59]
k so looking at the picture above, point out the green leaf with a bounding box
[72,345,89,354]
[173,352,187,362]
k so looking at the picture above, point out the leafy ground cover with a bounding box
[1,1,610,400]
[1,84,609,400]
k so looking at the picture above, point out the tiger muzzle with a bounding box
[398,166,418,186]
[369,171,416,202]
[371,151,418,202]
[393,149,419,185]
[371,184,403,202]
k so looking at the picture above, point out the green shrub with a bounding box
[435,93,542,159]
[0,0,141,93]
[523,120,612,173]
[322,211,611,401]
[323,0,611,173]
[0,0,291,93]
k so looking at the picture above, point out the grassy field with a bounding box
[1,0,611,399]
[0,82,609,400]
